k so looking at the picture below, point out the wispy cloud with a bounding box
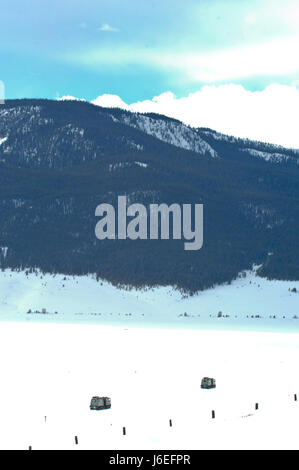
[63,34,299,84]
[98,23,119,32]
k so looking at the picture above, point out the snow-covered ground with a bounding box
[0,268,299,449]
[0,268,298,331]
[0,322,299,450]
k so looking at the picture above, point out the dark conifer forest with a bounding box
[0,99,298,292]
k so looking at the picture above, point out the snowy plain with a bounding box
[0,267,298,330]
[0,268,299,450]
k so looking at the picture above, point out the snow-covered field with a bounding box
[0,268,299,450]
[1,323,299,450]
[0,268,298,330]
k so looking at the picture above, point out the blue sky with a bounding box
[2,0,299,147]
[1,0,299,102]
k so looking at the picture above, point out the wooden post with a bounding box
[75,435,78,445]
[295,394,297,402]
[169,419,172,427]
[123,427,126,436]
[255,403,259,410]
[212,410,215,419]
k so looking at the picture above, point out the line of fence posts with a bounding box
[27,394,299,449]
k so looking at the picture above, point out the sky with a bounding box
[1,0,299,146]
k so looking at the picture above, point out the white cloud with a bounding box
[178,36,299,83]
[91,85,299,149]
[91,94,129,109]
[57,95,86,102]
[282,1,299,27]
[244,14,256,24]
[98,23,119,32]
[65,35,299,84]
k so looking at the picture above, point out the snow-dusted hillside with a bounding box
[0,268,298,331]
[110,112,218,158]
[105,108,299,166]
[199,128,299,164]
[199,128,299,153]
[1,100,299,171]
[241,148,299,165]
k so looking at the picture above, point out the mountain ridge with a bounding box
[0,98,298,292]
[1,98,299,167]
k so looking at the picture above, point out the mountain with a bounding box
[0,98,298,292]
